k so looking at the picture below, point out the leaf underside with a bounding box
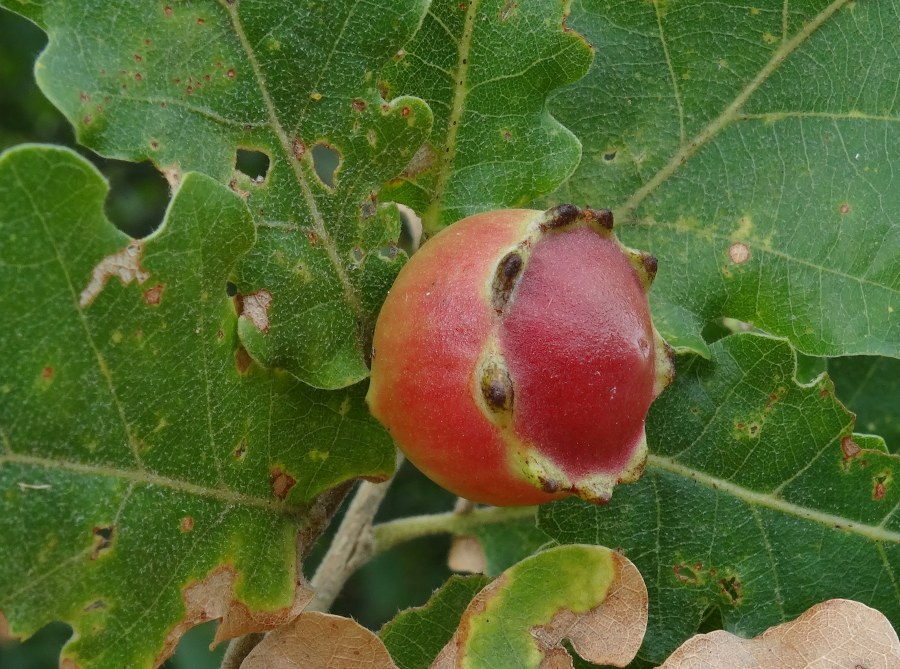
[0,146,395,669]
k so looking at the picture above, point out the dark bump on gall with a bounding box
[593,208,614,230]
[539,477,559,494]
[641,252,658,282]
[542,203,581,230]
[491,250,524,312]
[481,363,514,414]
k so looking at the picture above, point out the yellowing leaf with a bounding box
[433,544,647,669]
[241,612,398,669]
[659,599,900,669]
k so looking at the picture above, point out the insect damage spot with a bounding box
[270,467,297,500]
[841,435,861,460]
[728,242,750,264]
[162,165,182,189]
[719,575,742,605]
[238,290,272,334]
[401,144,435,179]
[143,283,164,306]
[500,0,518,20]
[235,346,253,374]
[155,567,314,665]
[79,241,150,307]
[873,472,890,501]
[90,526,115,560]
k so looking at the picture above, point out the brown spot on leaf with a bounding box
[90,526,114,560]
[401,144,435,179]
[41,366,54,380]
[83,600,107,612]
[180,516,194,532]
[270,467,296,500]
[719,575,742,604]
[729,242,750,264]
[839,203,851,214]
[239,290,271,334]
[82,114,93,126]
[500,0,517,20]
[149,140,160,150]
[79,91,90,102]
[143,283,164,306]
[351,98,366,112]
[291,137,306,160]
[196,16,205,24]
[307,231,319,246]
[164,5,173,17]
[234,440,247,459]
[162,165,182,189]
[400,106,411,117]
[226,68,236,79]
[155,567,314,666]
[79,241,150,307]
[841,435,861,460]
[235,346,253,374]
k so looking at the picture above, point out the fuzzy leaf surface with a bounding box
[380,0,593,233]
[547,0,900,359]
[380,574,491,669]
[539,333,900,663]
[0,146,395,669]
[0,0,434,388]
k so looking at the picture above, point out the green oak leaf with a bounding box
[379,574,491,669]
[0,145,395,668]
[0,0,434,389]
[469,518,554,576]
[539,333,900,663]
[379,0,593,233]
[830,356,900,453]
[546,0,900,359]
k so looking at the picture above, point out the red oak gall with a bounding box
[367,206,674,506]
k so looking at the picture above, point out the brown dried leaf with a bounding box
[448,535,487,574]
[241,612,397,669]
[433,544,647,669]
[659,599,900,669]
[155,568,314,665]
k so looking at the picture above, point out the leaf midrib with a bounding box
[220,1,366,328]
[1,451,306,513]
[648,453,900,543]
[616,0,853,221]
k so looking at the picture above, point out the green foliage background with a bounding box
[1,1,898,667]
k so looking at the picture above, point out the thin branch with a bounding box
[306,462,402,612]
[218,480,355,669]
[372,505,537,556]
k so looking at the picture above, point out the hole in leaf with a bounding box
[235,148,270,182]
[101,159,169,239]
[312,142,340,189]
